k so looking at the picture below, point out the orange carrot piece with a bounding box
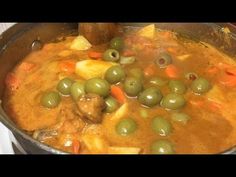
[88,51,102,59]
[122,49,136,57]
[225,67,236,76]
[5,73,20,91]
[111,85,126,104]
[166,47,178,55]
[18,62,35,72]
[59,60,76,73]
[218,72,236,87]
[206,66,219,75]
[207,101,222,112]
[189,100,204,107]
[165,64,180,78]
[144,64,156,77]
[72,140,80,154]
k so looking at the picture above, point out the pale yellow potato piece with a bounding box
[206,85,226,104]
[176,54,191,61]
[70,36,92,50]
[75,59,118,80]
[137,24,155,39]
[108,146,141,154]
[82,134,109,153]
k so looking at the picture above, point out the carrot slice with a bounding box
[206,66,219,75]
[72,140,80,154]
[88,51,102,59]
[218,72,236,87]
[207,101,222,112]
[59,60,76,73]
[5,73,20,91]
[18,62,35,72]
[144,64,156,77]
[225,67,236,76]
[111,85,126,104]
[165,64,180,78]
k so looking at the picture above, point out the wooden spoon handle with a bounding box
[79,23,122,45]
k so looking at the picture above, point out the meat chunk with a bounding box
[76,93,105,123]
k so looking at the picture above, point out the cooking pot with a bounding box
[0,23,236,154]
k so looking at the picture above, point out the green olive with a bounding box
[104,66,126,84]
[70,81,85,100]
[185,72,198,81]
[168,80,187,94]
[103,49,120,62]
[124,77,143,97]
[41,91,61,108]
[149,77,168,87]
[160,93,186,110]
[128,68,144,81]
[116,118,137,136]
[155,52,172,68]
[138,87,163,107]
[191,78,211,94]
[151,116,172,136]
[57,78,74,95]
[85,78,110,97]
[105,96,119,113]
[171,112,190,124]
[110,37,124,51]
[151,140,175,154]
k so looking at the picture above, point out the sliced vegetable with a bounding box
[165,64,180,78]
[82,135,109,153]
[218,72,236,87]
[88,51,103,59]
[119,56,136,65]
[110,85,126,104]
[176,54,191,61]
[108,146,141,154]
[70,35,92,50]
[137,24,155,39]
[18,62,35,72]
[72,140,80,154]
[75,60,117,80]
[144,64,156,76]
[59,60,76,74]
[5,73,20,91]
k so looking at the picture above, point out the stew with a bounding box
[3,24,236,154]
